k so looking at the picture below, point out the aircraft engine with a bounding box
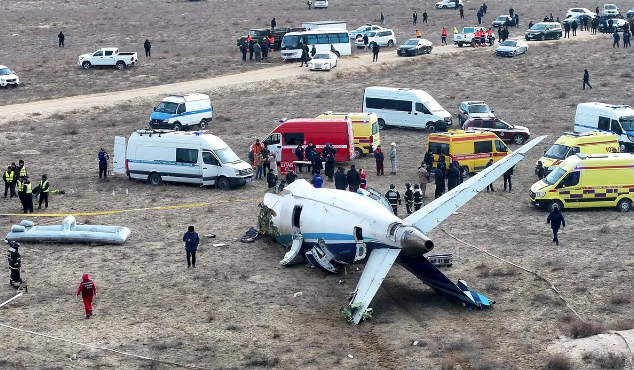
[396,226,434,257]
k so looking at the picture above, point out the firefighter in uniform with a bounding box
[413,184,423,211]
[7,240,22,289]
[404,183,414,215]
[3,166,15,198]
[385,184,401,215]
[39,175,49,209]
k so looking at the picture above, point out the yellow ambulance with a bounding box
[316,112,380,157]
[539,131,619,175]
[530,153,634,212]
[427,130,509,176]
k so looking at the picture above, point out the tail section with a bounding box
[398,255,494,310]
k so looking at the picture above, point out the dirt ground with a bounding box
[0,0,616,106]
[2,1,634,370]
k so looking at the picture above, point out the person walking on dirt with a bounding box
[477,9,483,25]
[183,226,200,268]
[624,30,631,48]
[571,19,578,36]
[7,241,22,289]
[3,166,15,199]
[271,17,276,29]
[564,22,571,38]
[404,183,413,215]
[614,29,621,48]
[307,0,312,9]
[423,10,428,24]
[459,7,464,18]
[389,142,397,174]
[547,205,565,246]
[441,28,448,45]
[434,166,445,199]
[334,167,348,190]
[485,159,495,192]
[23,178,33,214]
[144,39,151,57]
[413,184,423,210]
[240,42,248,61]
[503,166,514,192]
[300,46,309,67]
[374,145,384,175]
[363,34,369,51]
[76,274,96,319]
[254,41,262,62]
[583,69,593,90]
[248,41,254,61]
[413,11,418,26]
[380,12,385,26]
[347,165,361,192]
[58,31,65,47]
[98,148,109,180]
[418,162,428,196]
[38,174,49,209]
[535,161,545,180]
[372,41,380,62]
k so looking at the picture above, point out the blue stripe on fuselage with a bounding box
[275,233,394,263]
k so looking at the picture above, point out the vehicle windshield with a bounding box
[496,16,507,21]
[544,144,571,160]
[463,27,474,33]
[403,39,419,45]
[0,68,12,76]
[425,101,444,112]
[544,167,567,185]
[215,147,241,164]
[155,102,178,114]
[620,116,634,131]
[354,25,369,32]
[249,30,267,36]
[367,32,377,37]
[313,53,331,59]
[604,5,616,10]
[501,40,517,47]
[531,24,548,30]
[281,35,302,49]
[469,104,491,113]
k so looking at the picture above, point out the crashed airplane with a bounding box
[258,136,545,324]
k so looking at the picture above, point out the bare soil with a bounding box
[1,1,634,369]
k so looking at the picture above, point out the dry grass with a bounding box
[546,353,574,370]
[566,320,605,339]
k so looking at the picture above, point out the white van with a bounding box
[149,93,213,131]
[574,102,634,152]
[314,0,328,8]
[362,87,453,132]
[113,129,252,190]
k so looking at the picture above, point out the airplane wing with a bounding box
[398,255,493,309]
[403,136,546,233]
[348,248,401,324]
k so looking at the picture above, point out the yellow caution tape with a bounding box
[0,198,263,217]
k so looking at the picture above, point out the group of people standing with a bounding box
[3,160,49,213]
[240,37,274,62]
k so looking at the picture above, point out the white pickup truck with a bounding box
[77,48,138,70]
[453,26,486,47]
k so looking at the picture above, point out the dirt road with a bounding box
[0,31,601,122]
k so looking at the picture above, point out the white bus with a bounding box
[280,28,351,60]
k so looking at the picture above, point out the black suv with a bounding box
[524,22,562,41]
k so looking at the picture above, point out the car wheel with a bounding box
[620,143,628,152]
[547,200,563,213]
[199,119,208,129]
[457,42,463,47]
[378,118,387,130]
[82,61,92,70]
[415,49,420,56]
[513,50,518,57]
[353,147,363,159]
[460,166,469,178]
[513,134,525,145]
[539,34,545,41]
[387,40,394,47]
[442,5,447,8]
[555,33,561,40]
[149,173,162,185]
[116,61,126,70]
[173,122,182,131]
[426,123,437,133]
[216,177,230,191]
[617,198,632,212]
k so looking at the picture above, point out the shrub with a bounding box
[546,353,574,370]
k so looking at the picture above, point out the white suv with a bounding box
[458,101,494,126]
[314,0,328,8]
[355,29,396,48]
[603,4,619,17]
[0,65,20,87]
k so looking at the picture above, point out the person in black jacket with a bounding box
[423,149,434,175]
[249,41,255,60]
[334,167,348,190]
[58,31,65,47]
[446,164,459,191]
[312,152,323,174]
[372,41,380,62]
[144,39,152,57]
[266,168,277,192]
[385,184,401,215]
[347,165,361,192]
[374,146,384,175]
[485,159,495,192]
[7,241,22,289]
[294,144,304,172]
[271,17,276,29]
[503,166,514,191]
[300,46,309,67]
[404,183,414,215]
[547,206,565,246]
[324,152,335,181]
[535,161,545,180]
[434,166,445,199]
[285,169,298,185]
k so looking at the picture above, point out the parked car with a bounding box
[524,22,562,41]
[566,7,596,18]
[492,15,515,27]
[77,48,138,70]
[562,14,588,26]
[308,51,338,71]
[0,65,19,87]
[453,26,487,47]
[314,0,328,8]
[397,38,433,56]
[349,24,384,39]
[494,40,529,57]
[463,117,530,145]
[354,29,396,48]
[150,93,213,131]
[458,101,494,125]
[627,6,634,18]
[599,17,627,32]
[435,0,463,9]
[602,4,619,17]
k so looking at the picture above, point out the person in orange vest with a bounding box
[268,36,275,51]
[479,29,486,46]
[247,35,252,43]
[487,28,494,45]
[415,29,421,38]
[441,27,448,45]
[473,30,482,47]
[77,274,97,319]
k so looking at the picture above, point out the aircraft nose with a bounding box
[398,226,434,257]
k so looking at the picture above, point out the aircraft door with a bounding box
[353,227,367,262]
[292,205,302,231]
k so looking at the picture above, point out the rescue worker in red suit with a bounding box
[77,274,96,319]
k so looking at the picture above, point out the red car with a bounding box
[463,117,531,145]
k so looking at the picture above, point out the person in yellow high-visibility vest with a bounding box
[3,166,15,198]
[39,174,49,209]
[16,177,25,210]
[17,160,27,178]
[23,178,33,214]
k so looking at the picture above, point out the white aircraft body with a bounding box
[259,136,545,324]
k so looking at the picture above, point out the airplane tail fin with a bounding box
[398,255,493,310]
[347,248,401,324]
